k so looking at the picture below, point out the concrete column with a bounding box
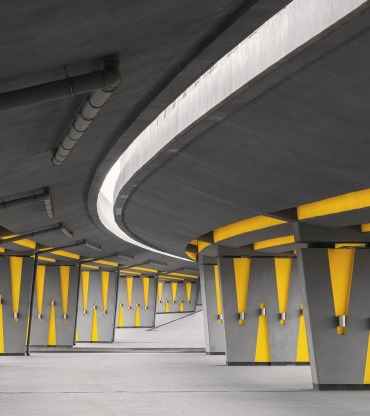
[199,255,225,355]
[298,248,370,390]
[218,256,307,365]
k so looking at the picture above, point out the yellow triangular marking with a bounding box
[328,249,354,335]
[185,282,192,302]
[91,306,98,341]
[214,266,223,323]
[157,281,163,302]
[179,299,184,312]
[75,326,79,342]
[0,295,4,353]
[364,332,370,384]
[165,299,169,313]
[255,303,271,362]
[101,271,109,313]
[10,257,23,321]
[296,309,309,362]
[275,258,292,325]
[142,277,150,308]
[126,277,133,308]
[233,258,251,325]
[60,266,70,318]
[81,271,90,313]
[36,265,46,319]
[171,283,177,303]
[48,299,56,346]
[134,303,140,327]
[118,303,124,327]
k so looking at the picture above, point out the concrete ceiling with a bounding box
[119,8,370,257]
[0,0,294,272]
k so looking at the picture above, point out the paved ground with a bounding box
[3,311,370,415]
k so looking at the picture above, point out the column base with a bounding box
[227,362,310,366]
[313,384,370,391]
[206,352,225,355]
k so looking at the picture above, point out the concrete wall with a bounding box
[0,256,33,355]
[76,270,118,342]
[30,265,79,347]
[156,281,198,313]
[116,276,156,328]
[218,257,307,365]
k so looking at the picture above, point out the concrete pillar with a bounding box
[0,256,34,355]
[116,276,156,328]
[199,255,225,355]
[218,256,307,365]
[76,270,118,342]
[30,265,79,347]
[298,248,370,390]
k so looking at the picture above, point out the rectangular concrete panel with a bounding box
[76,270,118,342]
[30,265,79,347]
[0,256,33,355]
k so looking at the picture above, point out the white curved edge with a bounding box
[97,0,366,258]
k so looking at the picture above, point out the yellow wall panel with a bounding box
[233,258,251,325]
[328,249,354,335]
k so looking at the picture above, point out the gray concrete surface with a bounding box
[1,352,370,415]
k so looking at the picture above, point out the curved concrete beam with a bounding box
[98,0,368,256]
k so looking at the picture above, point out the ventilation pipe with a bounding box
[52,60,121,166]
[0,191,54,219]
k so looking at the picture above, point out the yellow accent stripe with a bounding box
[157,282,163,301]
[49,250,80,260]
[60,266,70,317]
[101,271,109,312]
[126,277,133,307]
[296,310,310,362]
[48,299,56,346]
[214,215,286,243]
[142,278,150,307]
[37,256,56,263]
[0,247,4,253]
[168,272,199,278]
[0,295,4,354]
[171,282,177,303]
[335,243,365,248]
[82,264,100,270]
[94,259,118,267]
[234,258,251,325]
[75,326,79,342]
[179,301,184,312]
[214,265,222,323]
[255,303,271,362]
[36,265,46,317]
[10,257,23,321]
[198,241,211,252]
[14,239,36,249]
[186,250,197,261]
[361,224,370,233]
[275,258,292,324]
[165,300,170,312]
[298,188,370,220]
[81,271,90,312]
[254,235,295,251]
[328,249,354,335]
[132,266,157,273]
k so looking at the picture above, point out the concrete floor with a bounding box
[3,311,370,415]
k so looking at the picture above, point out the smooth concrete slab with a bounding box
[1,353,370,415]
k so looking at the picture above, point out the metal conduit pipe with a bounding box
[52,63,121,166]
[0,191,54,219]
[0,224,68,244]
